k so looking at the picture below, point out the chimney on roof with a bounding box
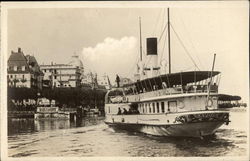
[18,47,21,53]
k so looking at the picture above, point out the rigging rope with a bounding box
[158,23,168,43]
[179,15,205,70]
[170,23,200,71]
[159,26,168,63]
[152,9,163,36]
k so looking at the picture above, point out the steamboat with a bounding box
[104,8,230,137]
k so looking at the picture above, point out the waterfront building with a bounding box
[82,72,111,89]
[68,54,84,80]
[97,74,111,89]
[40,63,81,88]
[40,54,84,88]
[7,48,44,89]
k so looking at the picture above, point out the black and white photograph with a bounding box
[0,1,249,161]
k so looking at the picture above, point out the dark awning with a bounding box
[107,88,124,97]
[218,94,241,101]
[123,71,220,92]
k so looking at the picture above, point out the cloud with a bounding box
[82,36,138,82]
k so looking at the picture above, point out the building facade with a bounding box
[7,48,43,89]
[40,55,84,88]
[40,64,81,88]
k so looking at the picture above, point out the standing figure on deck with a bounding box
[116,74,120,87]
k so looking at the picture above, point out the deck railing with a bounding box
[106,85,218,103]
[125,85,218,102]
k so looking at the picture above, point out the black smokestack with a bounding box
[146,38,157,55]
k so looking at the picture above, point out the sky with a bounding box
[6,2,249,102]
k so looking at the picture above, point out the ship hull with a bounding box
[104,110,229,137]
[105,121,224,137]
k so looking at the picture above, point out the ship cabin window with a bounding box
[149,103,152,113]
[156,102,159,113]
[128,103,139,114]
[161,102,165,113]
[168,101,177,112]
[152,103,155,113]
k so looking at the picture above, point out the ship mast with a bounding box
[167,8,171,74]
[139,17,142,61]
[206,53,216,110]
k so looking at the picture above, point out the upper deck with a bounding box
[105,71,220,104]
[125,84,218,102]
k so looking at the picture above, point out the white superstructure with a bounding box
[104,8,230,138]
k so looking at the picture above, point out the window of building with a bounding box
[22,75,25,79]
[161,102,165,113]
[54,76,57,79]
[10,75,13,78]
[44,69,46,72]
[152,103,155,113]
[22,66,26,71]
[149,103,151,113]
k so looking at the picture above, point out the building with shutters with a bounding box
[40,55,83,88]
[40,63,81,88]
[7,48,44,89]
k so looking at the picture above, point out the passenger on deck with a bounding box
[117,107,122,115]
[127,107,140,115]
[123,108,128,115]
[196,85,202,91]
[128,108,133,114]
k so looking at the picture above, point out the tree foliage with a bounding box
[41,88,107,108]
[8,87,38,101]
[8,87,107,109]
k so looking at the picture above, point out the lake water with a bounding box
[8,109,248,157]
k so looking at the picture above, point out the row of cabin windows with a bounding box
[106,101,179,114]
[139,102,166,114]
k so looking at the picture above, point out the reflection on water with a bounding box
[8,116,103,136]
[8,110,247,157]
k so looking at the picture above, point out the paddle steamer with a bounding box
[104,8,230,137]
